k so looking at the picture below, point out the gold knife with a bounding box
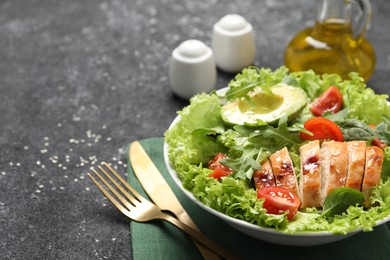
[129,141,221,260]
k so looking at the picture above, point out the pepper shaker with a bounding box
[169,39,217,100]
[212,14,256,73]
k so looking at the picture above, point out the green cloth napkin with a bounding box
[127,138,390,260]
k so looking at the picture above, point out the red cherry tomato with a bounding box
[208,153,233,180]
[300,117,344,142]
[371,138,387,149]
[310,86,343,116]
[257,186,300,221]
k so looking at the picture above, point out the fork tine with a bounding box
[90,168,136,211]
[87,172,132,216]
[97,164,140,206]
[101,162,146,202]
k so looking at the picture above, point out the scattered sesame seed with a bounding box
[41,149,48,154]
[36,190,41,193]
[59,186,65,190]
[1,172,6,175]
[24,146,29,150]
[36,161,41,165]
[86,187,90,191]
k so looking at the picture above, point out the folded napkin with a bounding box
[127,138,390,260]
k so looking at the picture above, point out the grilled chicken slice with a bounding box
[299,140,321,208]
[253,159,275,190]
[362,146,384,207]
[320,141,348,204]
[345,141,366,191]
[269,147,299,195]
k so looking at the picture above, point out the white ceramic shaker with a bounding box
[169,39,217,100]
[212,14,256,73]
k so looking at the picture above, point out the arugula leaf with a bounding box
[236,116,302,152]
[221,145,262,179]
[321,188,365,218]
[226,66,289,100]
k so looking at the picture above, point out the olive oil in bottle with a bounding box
[284,0,376,81]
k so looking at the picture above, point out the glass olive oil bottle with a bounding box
[284,0,375,81]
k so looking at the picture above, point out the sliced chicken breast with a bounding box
[299,140,321,208]
[345,141,366,191]
[320,141,348,204]
[253,159,275,190]
[362,146,384,207]
[269,147,299,195]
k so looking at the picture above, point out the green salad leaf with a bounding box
[321,188,365,219]
[337,119,375,141]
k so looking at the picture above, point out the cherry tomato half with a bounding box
[300,117,344,142]
[208,153,233,180]
[257,186,300,221]
[310,86,343,116]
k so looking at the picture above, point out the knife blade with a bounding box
[129,141,221,260]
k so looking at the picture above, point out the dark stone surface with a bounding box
[0,0,389,259]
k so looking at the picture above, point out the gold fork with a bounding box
[87,162,241,260]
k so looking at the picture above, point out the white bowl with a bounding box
[163,115,390,246]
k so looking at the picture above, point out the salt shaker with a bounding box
[169,39,217,100]
[212,14,256,73]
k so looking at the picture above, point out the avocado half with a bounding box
[221,83,308,126]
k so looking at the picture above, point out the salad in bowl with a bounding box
[164,66,390,244]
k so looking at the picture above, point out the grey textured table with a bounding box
[0,0,389,259]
